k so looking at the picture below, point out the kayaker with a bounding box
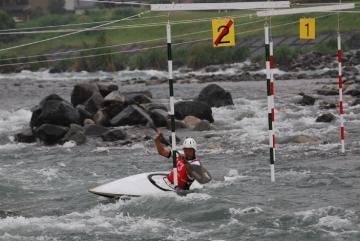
[154,132,200,190]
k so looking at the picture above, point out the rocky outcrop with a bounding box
[101,129,127,142]
[61,124,86,145]
[35,124,69,145]
[71,83,99,107]
[297,93,316,106]
[110,105,148,126]
[30,94,80,129]
[197,84,233,107]
[316,113,336,123]
[175,101,214,123]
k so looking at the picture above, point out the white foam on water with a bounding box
[0,201,175,238]
[293,206,358,234]
[229,206,264,216]
[35,168,59,181]
[317,215,353,231]
[61,141,76,148]
[0,109,32,133]
[0,143,28,151]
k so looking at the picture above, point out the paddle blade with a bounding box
[187,163,212,184]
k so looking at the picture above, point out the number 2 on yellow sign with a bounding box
[300,18,315,40]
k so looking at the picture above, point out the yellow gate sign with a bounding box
[212,19,235,47]
[300,18,315,40]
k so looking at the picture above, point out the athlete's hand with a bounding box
[154,131,162,142]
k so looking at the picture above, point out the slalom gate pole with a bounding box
[166,21,178,187]
[337,33,345,153]
[265,24,276,182]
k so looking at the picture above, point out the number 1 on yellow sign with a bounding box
[300,18,315,40]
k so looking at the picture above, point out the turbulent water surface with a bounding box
[0,69,360,241]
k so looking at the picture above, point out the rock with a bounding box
[174,100,214,123]
[316,113,336,123]
[351,98,360,106]
[166,120,187,129]
[197,84,233,107]
[110,105,148,126]
[297,94,315,106]
[319,101,336,109]
[104,91,126,102]
[150,109,168,127]
[183,116,202,129]
[317,87,338,96]
[193,120,211,131]
[125,91,152,99]
[97,84,118,97]
[125,93,152,104]
[14,128,36,143]
[345,89,360,97]
[71,83,99,106]
[83,92,104,114]
[93,110,109,126]
[83,118,95,125]
[35,124,69,145]
[142,103,168,112]
[101,129,127,142]
[76,105,93,122]
[30,94,81,129]
[61,124,86,145]
[102,101,128,119]
[84,124,109,136]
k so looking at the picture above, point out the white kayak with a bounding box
[88,172,203,198]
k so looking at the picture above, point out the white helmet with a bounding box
[183,137,197,151]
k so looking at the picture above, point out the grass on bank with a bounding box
[0,4,359,71]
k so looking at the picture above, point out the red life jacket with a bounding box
[167,154,196,190]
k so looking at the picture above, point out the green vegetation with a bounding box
[0,4,359,72]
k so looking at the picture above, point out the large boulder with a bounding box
[83,92,104,114]
[103,91,128,118]
[84,124,109,137]
[125,92,152,104]
[197,84,233,107]
[97,84,118,97]
[316,113,336,123]
[76,105,93,122]
[297,93,315,106]
[35,124,69,145]
[150,109,168,127]
[14,128,36,143]
[60,124,86,145]
[71,83,99,106]
[101,129,127,142]
[30,94,81,129]
[174,101,214,123]
[110,105,148,126]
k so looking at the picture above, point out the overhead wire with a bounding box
[0,13,335,68]
[0,10,151,53]
[0,18,265,62]
[0,13,259,35]
[0,14,169,33]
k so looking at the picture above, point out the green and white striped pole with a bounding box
[166,21,178,188]
[265,24,276,182]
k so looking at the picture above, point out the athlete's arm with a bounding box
[154,132,171,158]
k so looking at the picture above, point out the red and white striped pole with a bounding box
[265,24,276,182]
[337,33,345,153]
